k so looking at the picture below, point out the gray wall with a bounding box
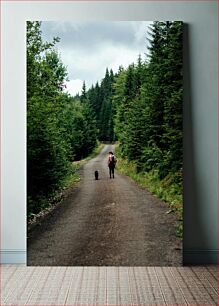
[1,1,217,264]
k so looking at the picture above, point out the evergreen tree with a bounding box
[146,21,166,150]
[98,68,114,141]
[112,66,127,142]
[27,22,98,219]
[81,80,87,103]
[113,21,183,181]
[161,21,183,178]
[27,22,70,216]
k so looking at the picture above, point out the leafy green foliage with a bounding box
[113,21,183,180]
[27,22,98,219]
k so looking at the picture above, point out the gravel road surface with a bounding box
[27,144,182,266]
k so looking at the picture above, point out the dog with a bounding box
[94,170,99,180]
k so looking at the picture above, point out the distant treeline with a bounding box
[27,21,183,219]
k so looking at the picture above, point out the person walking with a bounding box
[108,151,116,179]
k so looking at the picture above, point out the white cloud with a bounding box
[133,21,150,44]
[64,79,83,96]
[41,21,153,96]
[60,43,145,90]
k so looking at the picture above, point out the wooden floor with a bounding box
[1,265,218,305]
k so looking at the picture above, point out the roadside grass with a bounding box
[28,142,104,225]
[115,147,183,238]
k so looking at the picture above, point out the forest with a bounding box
[27,21,183,229]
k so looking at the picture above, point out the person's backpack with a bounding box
[109,154,116,165]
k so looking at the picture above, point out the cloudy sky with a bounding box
[41,21,152,96]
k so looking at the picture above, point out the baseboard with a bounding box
[0,250,26,264]
[1,249,217,265]
[183,249,218,265]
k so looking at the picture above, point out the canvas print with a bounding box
[27,21,183,266]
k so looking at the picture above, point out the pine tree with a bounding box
[81,80,87,103]
[98,68,114,141]
[146,22,166,150]
[27,22,99,219]
[162,21,183,178]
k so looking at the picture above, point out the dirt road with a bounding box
[27,144,182,266]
